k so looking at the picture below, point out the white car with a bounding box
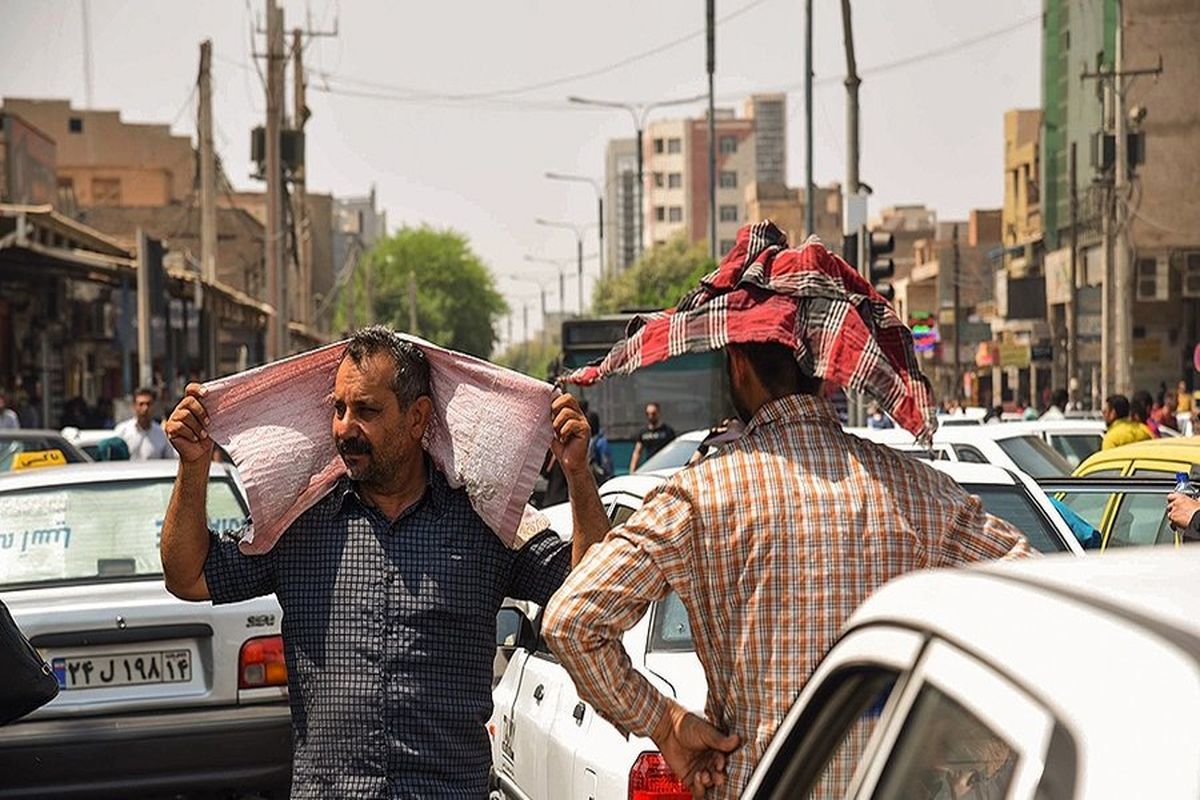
[488,461,1080,800]
[0,461,291,798]
[59,427,118,460]
[742,546,1200,799]
[850,423,1077,479]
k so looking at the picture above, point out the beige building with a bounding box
[2,98,193,207]
[1002,109,1042,253]
[744,181,843,249]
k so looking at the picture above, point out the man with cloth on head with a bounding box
[160,326,600,799]
[542,221,1033,798]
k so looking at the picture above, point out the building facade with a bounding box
[603,137,639,276]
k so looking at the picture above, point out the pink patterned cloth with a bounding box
[202,336,556,554]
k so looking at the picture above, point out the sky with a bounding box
[0,0,1043,342]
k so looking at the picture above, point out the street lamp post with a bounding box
[545,172,605,278]
[506,274,551,347]
[535,218,595,315]
[567,93,706,262]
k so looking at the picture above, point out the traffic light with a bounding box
[860,225,895,302]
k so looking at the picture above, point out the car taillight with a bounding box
[629,752,690,800]
[239,635,287,688]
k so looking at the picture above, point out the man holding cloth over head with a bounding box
[161,326,599,799]
[542,222,1032,798]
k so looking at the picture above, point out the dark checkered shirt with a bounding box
[205,464,572,799]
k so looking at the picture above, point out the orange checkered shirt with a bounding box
[542,394,1032,797]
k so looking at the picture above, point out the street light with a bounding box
[545,172,605,278]
[505,273,552,347]
[535,218,598,315]
[567,93,707,261]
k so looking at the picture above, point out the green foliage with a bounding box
[494,337,560,383]
[335,225,507,358]
[592,233,715,314]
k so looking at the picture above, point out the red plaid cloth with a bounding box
[560,220,938,441]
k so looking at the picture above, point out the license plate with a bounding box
[51,649,192,690]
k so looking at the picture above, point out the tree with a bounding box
[494,337,560,382]
[335,225,507,358]
[592,233,715,314]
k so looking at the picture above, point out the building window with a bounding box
[719,171,737,188]
[720,239,736,253]
[719,135,737,154]
[654,206,666,222]
[668,172,682,189]
[68,117,83,133]
[719,205,738,222]
[667,138,682,154]
[653,138,665,154]
[652,172,665,188]
[668,206,683,223]
[91,177,122,205]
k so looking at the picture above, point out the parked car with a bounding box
[0,429,91,472]
[0,461,291,799]
[488,461,1080,800]
[1073,436,1200,479]
[633,428,709,473]
[59,426,118,460]
[1044,475,1183,549]
[741,546,1200,799]
[850,423,1075,478]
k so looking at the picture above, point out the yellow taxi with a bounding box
[1049,438,1200,550]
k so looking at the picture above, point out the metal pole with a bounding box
[706,0,717,260]
[576,234,584,315]
[597,195,605,279]
[840,0,860,196]
[1112,0,1132,395]
[136,228,153,388]
[407,270,419,335]
[198,40,219,378]
[1068,142,1079,406]
[292,28,311,326]
[559,268,566,313]
[541,287,548,348]
[635,124,645,259]
[953,224,961,400]
[804,0,815,237]
[264,0,286,359]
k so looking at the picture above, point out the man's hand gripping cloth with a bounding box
[560,219,939,441]
[201,335,555,554]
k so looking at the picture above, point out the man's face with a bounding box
[332,353,424,486]
[645,404,660,427]
[134,394,154,422]
[1103,403,1117,426]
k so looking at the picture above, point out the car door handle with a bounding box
[573,702,586,724]
[533,684,545,703]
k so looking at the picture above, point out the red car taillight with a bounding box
[629,752,690,800]
[239,635,287,689]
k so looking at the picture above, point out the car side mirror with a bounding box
[495,606,537,652]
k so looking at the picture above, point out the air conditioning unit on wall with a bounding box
[1181,252,1200,298]
[1136,255,1169,301]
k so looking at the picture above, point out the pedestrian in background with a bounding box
[1102,394,1153,450]
[1041,388,1069,420]
[587,411,614,484]
[629,401,676,472]
[115,387,174,460]
[1132,390,1160,438]
[0,388,19,430]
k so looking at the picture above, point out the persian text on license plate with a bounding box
[52,649,192,689]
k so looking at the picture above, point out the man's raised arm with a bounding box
[160,383,215,601]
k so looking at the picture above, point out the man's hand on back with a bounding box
[653,701,740,798]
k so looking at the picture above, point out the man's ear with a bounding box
[407,395,434,440]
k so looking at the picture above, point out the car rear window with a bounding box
[637,439,702,473]
[1049,434,1102,469]
[0,437,87,471]
[964,484,1066,553]
[995,435,1073,478]
[0,477,247,588]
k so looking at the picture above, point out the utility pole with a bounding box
[136,229,153,389]
[952,224,961,399]
[576,236,584,315]
[840,0,860,199]
[198,40,219,378]
[804,0,815,237]
[1067,142,1079,406]
[292,28,311,329]
[706,0,717,260]
[263,0,286,360]
[840,0,863,425]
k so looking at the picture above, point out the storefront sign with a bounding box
[998,343,1032,369]
[1031,344,1054,363]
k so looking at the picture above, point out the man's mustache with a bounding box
[337,438,372,456]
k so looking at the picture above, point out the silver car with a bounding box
[0,461,291,798]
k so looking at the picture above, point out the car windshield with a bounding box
[0,437,87,471]
[1048,434,1102,469]
[995,435,1073,478]
[637,438,702,472]
[964,484,1066,553]
[0,477,247,589]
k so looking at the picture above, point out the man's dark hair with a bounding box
[1106,394,1131,419]
[345,325,432,407]
[1131,389,1154,422]
[729,342,822,397]
[1051,388,1069,409]
[586,411,601,434]
[134,387,156,402]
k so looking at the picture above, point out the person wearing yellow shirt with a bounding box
[1102,394,1154,450]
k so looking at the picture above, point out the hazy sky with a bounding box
[0,0,1042,339]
